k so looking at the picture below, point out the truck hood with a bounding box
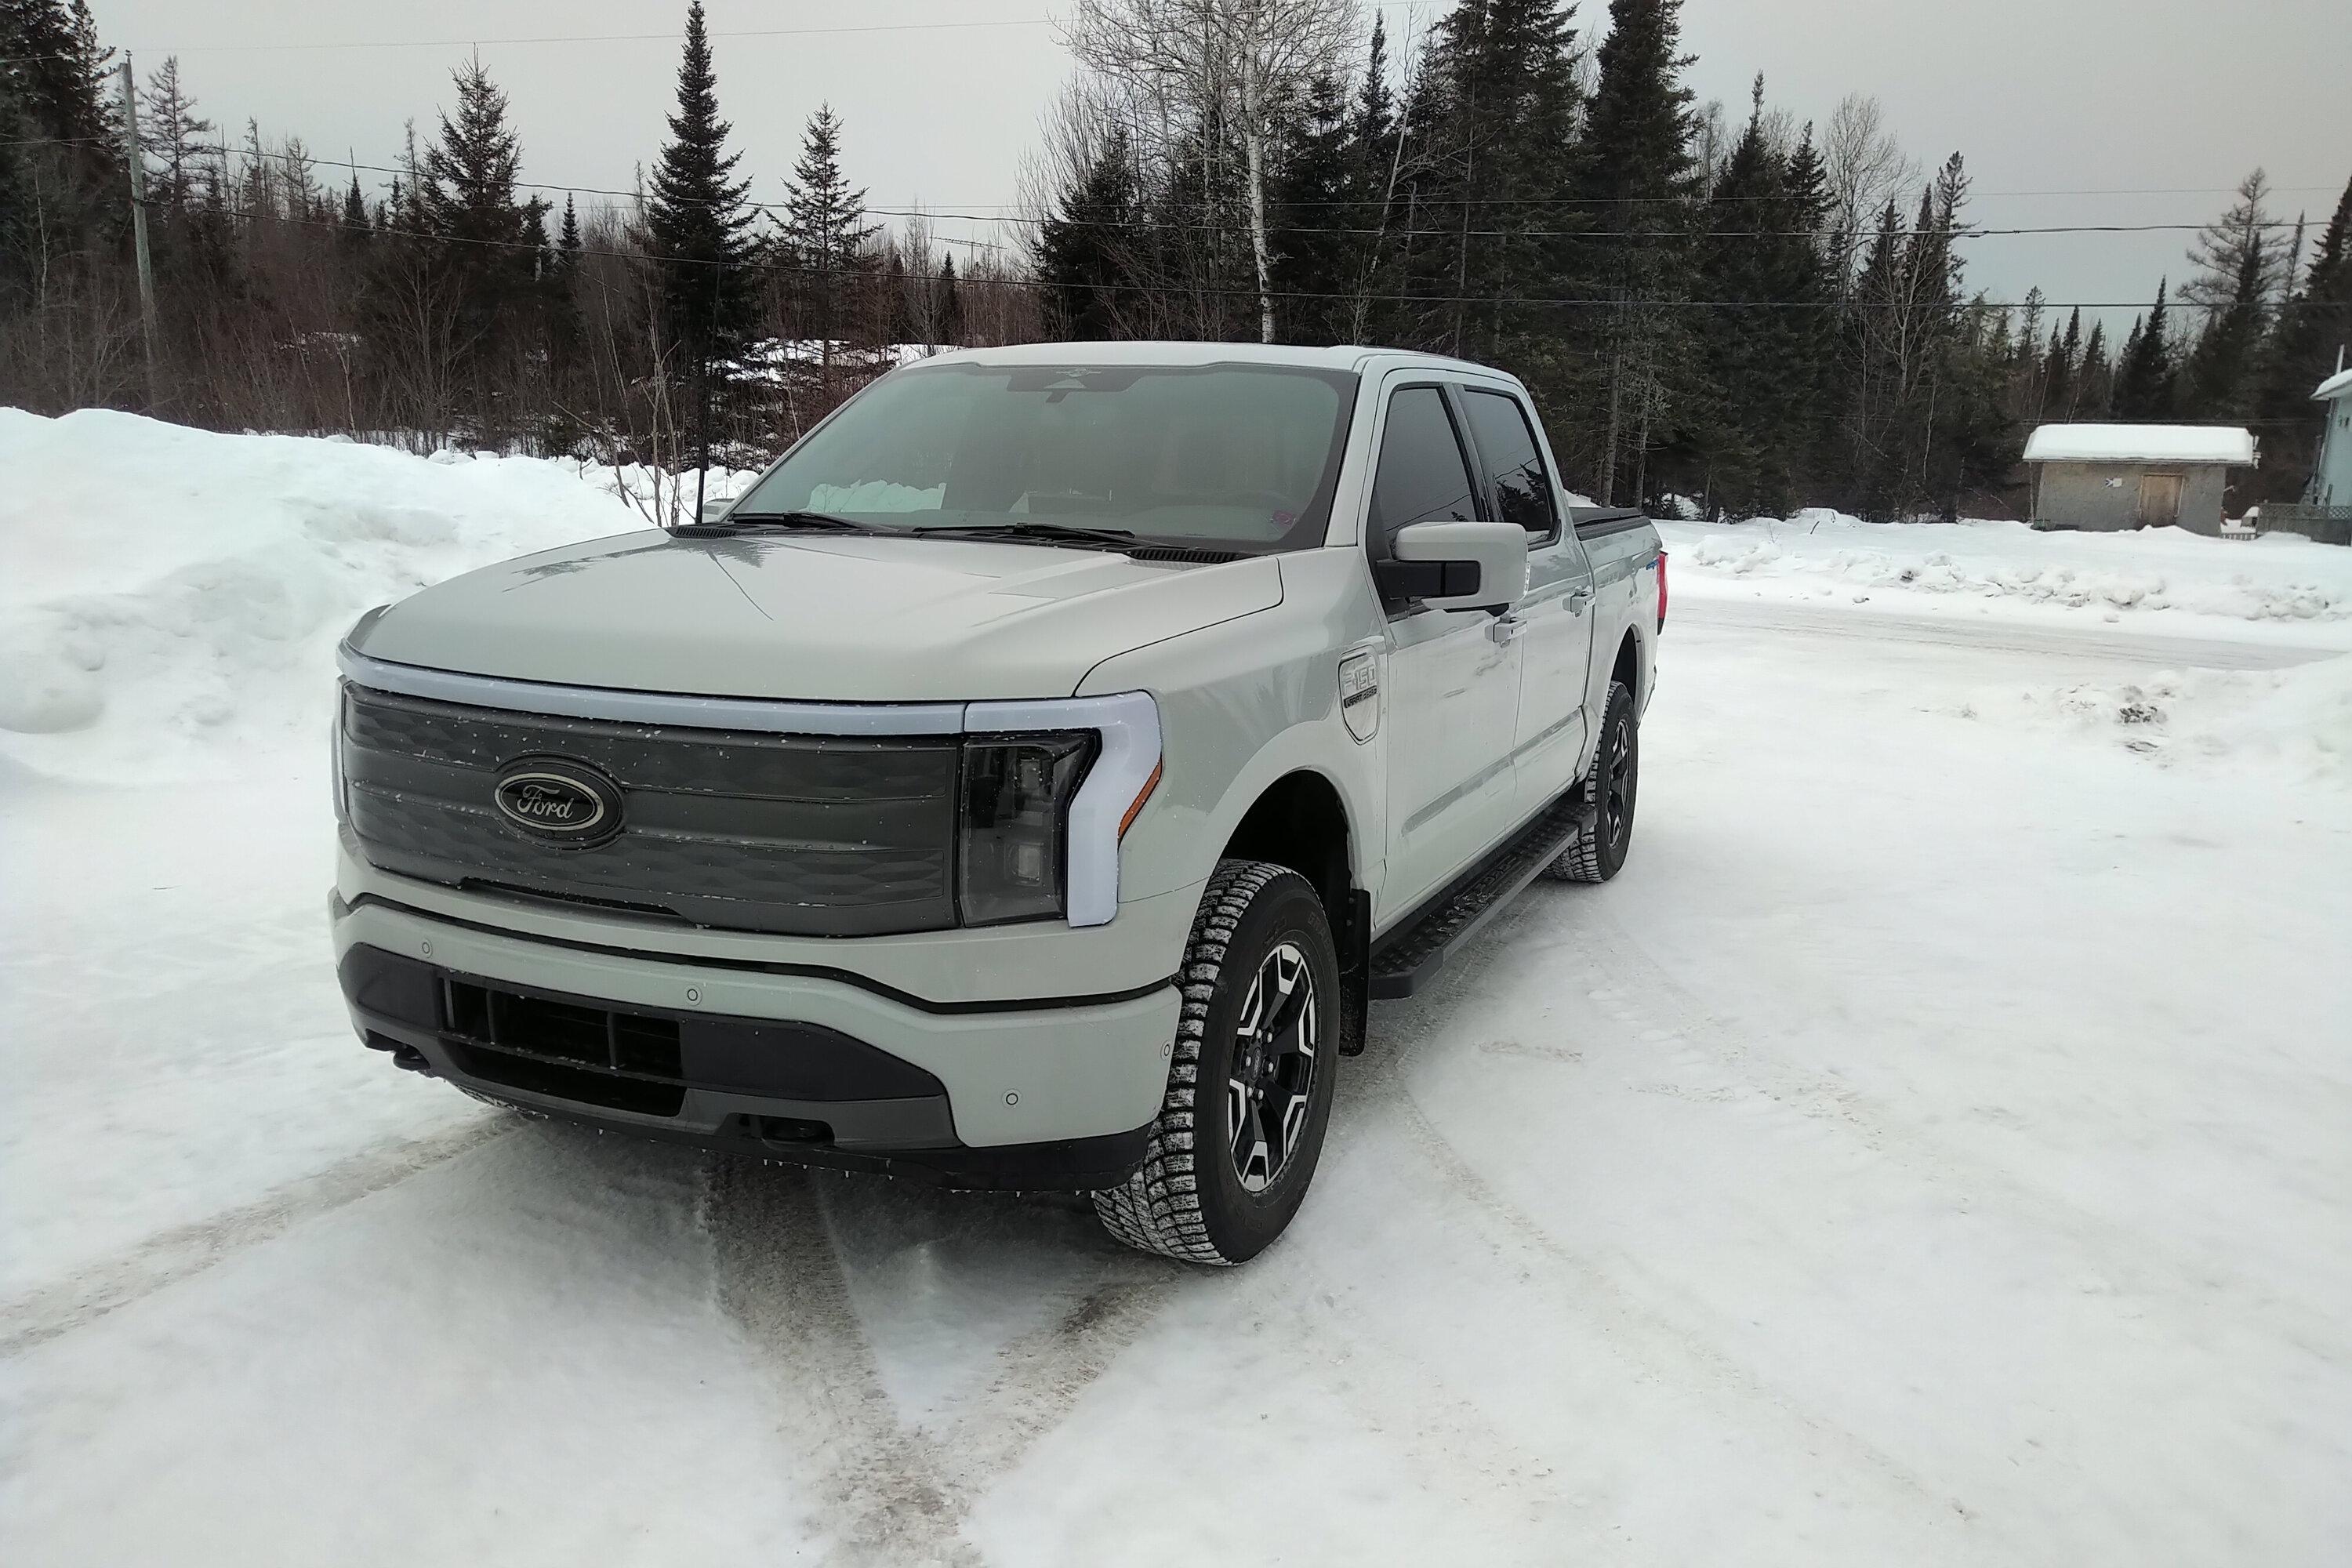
[350,529,1285,702]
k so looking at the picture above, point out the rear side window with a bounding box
[1368,387,1479,543]
[1462,388,1559,540]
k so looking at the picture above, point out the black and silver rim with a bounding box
[1228,942,1319,1194]
[1604,713,1635,851]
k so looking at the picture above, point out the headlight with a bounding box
[957,732,1097,925]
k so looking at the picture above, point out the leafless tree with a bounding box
[1061,0,1361,342]
[1822,93,1915,289]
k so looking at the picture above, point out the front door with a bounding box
[2137,471,2183,528]
[1367,382,1524,924]
[1457,385,1592,810]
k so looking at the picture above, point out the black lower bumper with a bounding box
[339,945,1148,1190]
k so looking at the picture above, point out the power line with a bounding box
[198,198,2352,320]
[0,16,1058,66]
[110,137,2311,249]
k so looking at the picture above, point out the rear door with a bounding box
[1458,384,1592,810]
[1366,379,1525,924]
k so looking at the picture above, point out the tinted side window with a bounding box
[1462,389,1559,539]
[1368,387,1478,543]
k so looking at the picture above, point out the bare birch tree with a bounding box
[1061,0,1359,342]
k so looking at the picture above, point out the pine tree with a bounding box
[138,56,212,209]
[780,104,879,369]
[418,56,546,437]
[645,1,757,372]
[1037,125,1141,339]
[557,192,582,267]
[1563,0,1699,503]
[2113,280,2176,419]
[2044,307,2082,419]
[2077,319,2112,419]
[1268,72,1352,345]
[2252,172,2352,498]
[936,251,964,346]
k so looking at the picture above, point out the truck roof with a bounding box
[916,340,1509,378]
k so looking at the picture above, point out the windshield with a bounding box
[731,361,1357,552]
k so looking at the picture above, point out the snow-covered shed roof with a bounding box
[2021,423,2258,466]
[2314,368,2352,402]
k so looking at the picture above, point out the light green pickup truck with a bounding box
[331,342,1664,1263]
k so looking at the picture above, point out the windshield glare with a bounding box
[735,362,1356,551]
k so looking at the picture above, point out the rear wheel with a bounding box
[1544,679,1639,884]
[1094,860,1339,1265]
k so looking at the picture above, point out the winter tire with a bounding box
[1094,859,1341,1265]
[1545,679,1639,884]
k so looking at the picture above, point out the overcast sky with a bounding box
[94,0,2352,341]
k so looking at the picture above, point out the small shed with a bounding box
[2022,424,2258,535]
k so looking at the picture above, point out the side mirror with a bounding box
[699,495,733,524]
[1378,519,1530,613]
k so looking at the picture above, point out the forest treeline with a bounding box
[4,0,2347,519]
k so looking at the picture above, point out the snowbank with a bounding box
[1661,512,2352,630]
[0,409,752,781]
[1958,654,2352,782]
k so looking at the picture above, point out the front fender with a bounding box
[1080,550,1388,907]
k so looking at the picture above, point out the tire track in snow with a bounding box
[0,1112,517,1356]
[1337,896,1984,1541]
[701,1162,1189,1565]
[702,1160,980,1567]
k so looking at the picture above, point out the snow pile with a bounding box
[1661,513,2352,627]
[1959,654,2352,782]
[0,409,752,781]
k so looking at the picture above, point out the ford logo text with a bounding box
[492,760,622,845]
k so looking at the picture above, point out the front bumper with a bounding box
[332,895,1182,1189]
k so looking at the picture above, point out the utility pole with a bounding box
[117,57,161,408]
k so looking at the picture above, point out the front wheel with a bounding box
[1094,860,1340,1265]
[1544,678,1639,884]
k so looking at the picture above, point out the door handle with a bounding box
[1566,584,1595,612]
[1488,615,1527,645]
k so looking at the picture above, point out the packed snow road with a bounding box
[5,416,2350,1564]
[7,604,2347,1566]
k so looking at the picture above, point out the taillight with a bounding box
[1656,549,1669,633]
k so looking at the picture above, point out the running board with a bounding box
[1367,790,1595,1000]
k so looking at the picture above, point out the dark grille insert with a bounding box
[440,978,687,1116]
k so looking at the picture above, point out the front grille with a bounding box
[341,684,960,936]
[439,977,688,1116]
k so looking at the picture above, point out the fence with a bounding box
[2252,504,2352,547]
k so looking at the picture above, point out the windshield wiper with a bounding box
[910,521,1138,551]
[680,510,866,535]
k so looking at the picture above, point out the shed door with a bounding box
[2136,472,2183,528]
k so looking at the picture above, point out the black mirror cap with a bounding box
[1373,556,1482,607]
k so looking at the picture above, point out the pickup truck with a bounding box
[331,343,1664,1264]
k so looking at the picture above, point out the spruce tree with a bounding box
[2077,320,2112,419]
[419,56,546,436]
[936,252,963,346]
[557,192,582,267]
[2113,280,2176,419]
[2252,172,2351,498]
[646,1,757,371]
[1037,127,1141,339]
[780,104,879,366]
[1563,0,1700,503]
[138,56,212,209]
[1269,73,1352,345]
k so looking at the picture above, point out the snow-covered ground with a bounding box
[5,414,2349,1565]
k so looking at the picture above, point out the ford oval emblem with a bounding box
[492,759,622,846]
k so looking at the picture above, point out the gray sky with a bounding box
[96,0,2352,340]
